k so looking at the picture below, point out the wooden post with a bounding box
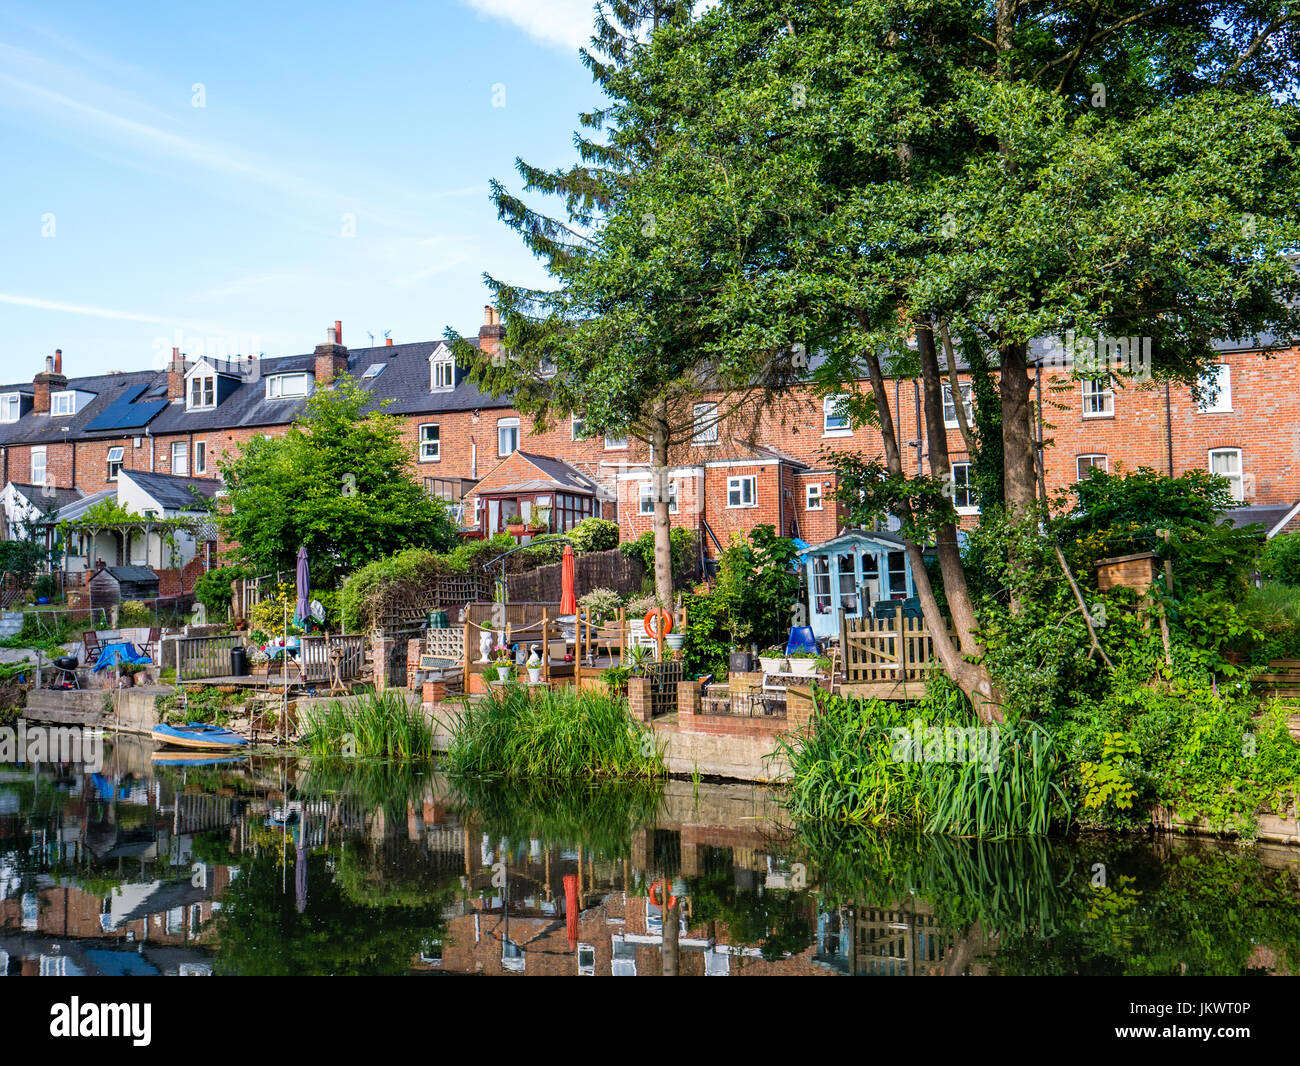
[462,620,471,693]
[618,608,626,665]
[541,609,549,684]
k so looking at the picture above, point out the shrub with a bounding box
[579,587,623,624]
[32,574,60,601]
[118,600,155,628]
[194,565,246,620]
[248,584,303,636]
[1260,533,1300,586]
[618,527,698,579]
[569,517,619,553]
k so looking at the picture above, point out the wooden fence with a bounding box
[298,634,366,683]
[504,547,645,603]
[840,611,956,684]
[172,634,243,683]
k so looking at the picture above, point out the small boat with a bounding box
[151,722,249,751]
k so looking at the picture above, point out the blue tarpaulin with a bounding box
[93,642,152,672]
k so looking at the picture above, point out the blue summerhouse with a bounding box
[799,529,918,641]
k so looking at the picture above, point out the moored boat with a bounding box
[151,722,249,751]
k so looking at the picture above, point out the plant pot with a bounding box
[506,524,526,537]
[528,667,542,684]
[665,633,685,651]
[758,656,784,674]
[729,651,753,674]
[786,658,818,676]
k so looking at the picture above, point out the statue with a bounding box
[478,629,494,664]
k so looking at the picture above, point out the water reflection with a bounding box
[2,733,1299,975]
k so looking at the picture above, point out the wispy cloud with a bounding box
[457,0,596,52]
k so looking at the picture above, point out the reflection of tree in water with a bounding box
[796,827,1300,975]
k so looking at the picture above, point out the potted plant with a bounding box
[758,646,786,674]
[786,650,819,676]
[626,643,651,677]
[526,644,543,684]
[119,661,145,687]
[506,516,527,536]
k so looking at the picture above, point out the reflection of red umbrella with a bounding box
[564,873,579,950]
[560,544,577,615]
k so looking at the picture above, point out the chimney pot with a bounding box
[44,355,53,374]
[334,320,343,346]
[385,338,393,346]
[54,349,62,374]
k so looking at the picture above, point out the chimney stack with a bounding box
[33,350,69,414]
[478,305,504,357]
[167,347,186,402]
[315,321,349,386]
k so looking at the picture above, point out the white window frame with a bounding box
[431,357,455,392]
[604,432,628,451]
[419,423,441,462]
[171,440,189,476]
[1082,377,1114,418]
[571,414,589,440]
[693,402,719,444]
[727,475,757,508]
[107,446,124,481]
[942,383,974,428]
[1197,364,1232,413]
[823,394,851,436]
[31,446,46,486]
[805,483,823,510]
[497,418,520,457]
[1076,453,1108,480]
[50,391,76,416]
[950,461,977,514]
[638,480,678,515]
[194,441,207,475]
[0,393,21,422]
[1209,447,1244,502]
[265,373,311,400]
[188,374,216,410]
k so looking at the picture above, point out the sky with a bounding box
[0,0,606,380]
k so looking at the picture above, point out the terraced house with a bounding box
[2,311,1297,597]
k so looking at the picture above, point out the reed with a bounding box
[300,690,436,760]
[445,684,665,779]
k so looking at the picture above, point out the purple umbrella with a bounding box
[295,545,310,628]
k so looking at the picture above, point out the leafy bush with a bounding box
[618,527,698,579]
[1260,532,1300,585]
[568,517,620,553]
[194,565,246,620]
[248,584,303,637]
[579,587,623,624]
[118,599,155,628]
[32,574,60,601]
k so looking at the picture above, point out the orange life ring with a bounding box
[648,880,678,910]
[643,609,673,639]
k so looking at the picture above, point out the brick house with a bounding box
[3,314,1296,587]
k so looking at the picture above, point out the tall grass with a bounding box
[300,690,435,760]
[445,684,664,779]
[776,688,1070,838]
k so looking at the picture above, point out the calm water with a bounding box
[2,734,1299,976]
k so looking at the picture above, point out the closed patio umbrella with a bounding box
[560,544,577,616]
[564,872,579,950]
[294,545,310,628]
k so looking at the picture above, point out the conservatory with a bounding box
[800,529,917,641]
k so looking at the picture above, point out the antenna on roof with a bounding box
[367,331,375,346]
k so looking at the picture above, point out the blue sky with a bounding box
[0,0,604,379]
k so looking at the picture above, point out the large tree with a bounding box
[216,376,457,587]
[588,0,1300,718]
[446,0,807,607]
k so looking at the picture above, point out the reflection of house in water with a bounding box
[814,902,997,976]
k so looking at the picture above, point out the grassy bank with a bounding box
[445,684,664,779]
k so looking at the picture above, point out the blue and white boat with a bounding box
[150,722,249,751]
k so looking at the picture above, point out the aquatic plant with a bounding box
[300,690,436,760]
[444,684,664,779]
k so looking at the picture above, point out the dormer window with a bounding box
[189,375,216,409]
[431,354,455,391]
[266,373,311,399]
[51,391,76,416]
[0,393,20,422]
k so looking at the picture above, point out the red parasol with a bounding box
[560,543,577,615]
[564,873,579,949]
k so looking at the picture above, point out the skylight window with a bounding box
[362,363,386,380]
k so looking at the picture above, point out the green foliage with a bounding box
[300,690,436,760]
[568,517,620,553]
[778,686,1069,838]
[118,600,154,628]
[154,685,242,726]
[681,525,801,675]
[445,684,664,779]
[195,565,246,619]
[618,527,698,580]
[578,587,623,624]
[1260,533,1300,586]
[1079,733,1140,814]
[247,584,303,637]
[216,376,458,588]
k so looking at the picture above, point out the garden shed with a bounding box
[88,564,160,611]
[800,529,917,640]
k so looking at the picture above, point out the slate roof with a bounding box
[98,565,159,584]
[1223,502,1300,536]
[10,482,84,511]
[120,469,220,511]
[0,336,509,447]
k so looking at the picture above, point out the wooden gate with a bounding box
[840,610,957,694]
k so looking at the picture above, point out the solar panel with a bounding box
[85,384,168,432]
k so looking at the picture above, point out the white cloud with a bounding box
[458,0,596,52]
